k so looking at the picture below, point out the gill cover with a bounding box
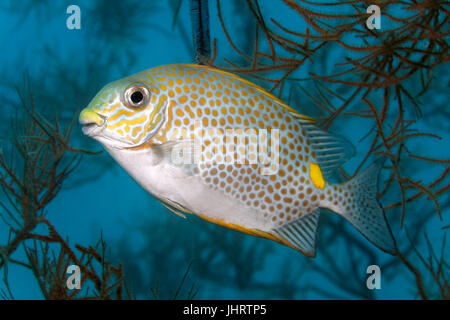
[81,76,169,147]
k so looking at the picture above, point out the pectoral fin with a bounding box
[152,139,201,177]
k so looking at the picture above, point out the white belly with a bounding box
[104,146,272,231]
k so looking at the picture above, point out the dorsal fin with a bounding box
[291,113,355,180]
[271,208,321,257]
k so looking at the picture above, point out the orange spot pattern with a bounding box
[137,65,351,228]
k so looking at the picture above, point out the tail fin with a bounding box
[339,159,396,254]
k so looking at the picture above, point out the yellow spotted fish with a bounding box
[79,64,395,256]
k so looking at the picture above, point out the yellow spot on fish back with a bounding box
[309,162,325,190]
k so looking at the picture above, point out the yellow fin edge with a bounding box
[197,213,304,253]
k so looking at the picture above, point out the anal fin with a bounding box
[271,208,321,257]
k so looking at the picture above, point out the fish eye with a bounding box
[124,85,150,108]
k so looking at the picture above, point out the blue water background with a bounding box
[0,0,448,299]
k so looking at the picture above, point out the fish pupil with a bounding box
[131,91,144,104]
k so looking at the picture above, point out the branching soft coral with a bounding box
[0,84,128,299]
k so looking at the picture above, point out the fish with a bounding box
[79,64,395,256]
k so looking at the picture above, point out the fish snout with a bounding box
[79,108,106,135]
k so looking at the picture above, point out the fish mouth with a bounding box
[79,108,106,136]
[81,122,102,135]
